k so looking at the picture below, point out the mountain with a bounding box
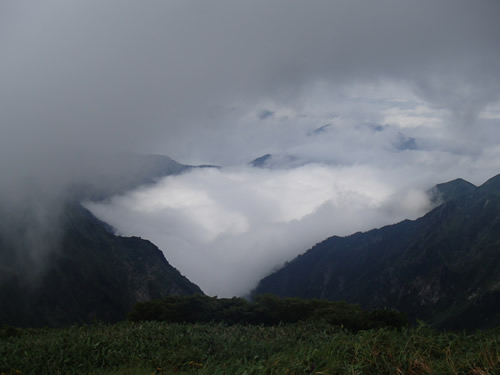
[249,153,304,169]
[307,124,332,136]
[0,153,210,327]
[71,153,215,201]
[427,178,477,205]
[0,202,202,327]
[250,154,273,168]
[253,175,500,330]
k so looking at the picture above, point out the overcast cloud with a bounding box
[1,1,500,292]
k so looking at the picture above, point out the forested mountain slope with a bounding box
[254,175,500,329]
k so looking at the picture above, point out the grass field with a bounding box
[1,321,499,375]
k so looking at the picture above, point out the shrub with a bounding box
[128,294,407,330]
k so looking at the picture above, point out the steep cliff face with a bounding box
[0,203,202,327]
[254,175,500,329]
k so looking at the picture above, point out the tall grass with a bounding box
[1,321,499,375]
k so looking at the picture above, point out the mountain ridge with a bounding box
[0,202,203,327]
[71,153,218,201]
[253,173,500,329]
[428,178,477,206]
[0,153,206,327]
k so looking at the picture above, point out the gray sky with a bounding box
[2,1,499,165]
[2,1,500,294]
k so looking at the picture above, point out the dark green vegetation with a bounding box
[1,321,499,375]
[0,203,202,327]
[254,175,500,330]
[129,294,407,331]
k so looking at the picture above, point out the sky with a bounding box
[1,1,500,295]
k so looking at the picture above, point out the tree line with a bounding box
[129,294,407,331]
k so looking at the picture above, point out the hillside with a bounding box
[254,175,500,329]
[70,153,193,201]
[0,202,202,327]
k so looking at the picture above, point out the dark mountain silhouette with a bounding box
[253,175,500,329]
[307,124,332,136]
[0,154,207,327]
[71,153,217,201]
[249,153,304,169]
[250,154,272,168]
[0,202,202,327]
[428,178,477,206]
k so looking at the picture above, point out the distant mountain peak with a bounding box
[308,124,331,136]
[428,178,476,206]
[253,171,500,330]
[479,173,500,192]
[250,154,272,168]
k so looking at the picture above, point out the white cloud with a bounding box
[86,164,435,297]
[382,105,444,129]
[479,101,500,120]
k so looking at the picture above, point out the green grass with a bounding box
[1,321,499,375]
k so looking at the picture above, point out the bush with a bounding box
[128,294,407,330]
